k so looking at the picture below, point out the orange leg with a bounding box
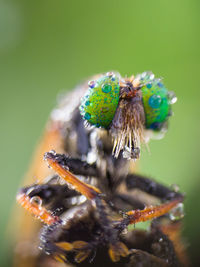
[117,197,183,227]
[17,151,102,229]
[44,151,101,200]
[16,193,60,225]
[16,150,101,225]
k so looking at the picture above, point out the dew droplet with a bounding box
[157,82,163,88]
[84,112,91,120]
[149,73,155,80]
[159,238,163,242]
[146,83,152,89]
[148,94,162,109]
[123,146,140,160]
[169,203,184,221]
[170,184,180,193]
[49,149,56,155]
[102,83,112,93]
[88,80,95,88]
[168,91,177,104]
[141,72,155,81]
[30,196,42,207]
[85,100,90,106]
[106,71,114,77]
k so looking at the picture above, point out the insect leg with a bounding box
[44,151,101,200]
[115,197,183,232]
[16,191,61,225]
[46,152,97,177]
[45,151,129,262]
[17,184,93,263]
[114,193,146,210]
[113,172,183,212]
[125,173,183,201]
[119,174,186,265]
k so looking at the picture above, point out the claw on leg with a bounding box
[55,240,91,263]
[72,241,89,249]
[108,242,129,262]
[54,254,67,263]
[55,242,73,251]
[72,241,91,263]
[74,250,91,263]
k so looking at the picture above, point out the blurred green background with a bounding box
[0,0,199,266]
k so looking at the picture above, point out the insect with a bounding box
[15,71,185,267]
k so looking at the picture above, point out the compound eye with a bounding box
[138,72,173,130]
[80,73,120,129]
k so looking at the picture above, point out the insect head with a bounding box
[80,71,176,159]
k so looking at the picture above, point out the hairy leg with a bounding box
[125,173,183,201]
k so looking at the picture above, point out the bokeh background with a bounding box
[0,0,199,266]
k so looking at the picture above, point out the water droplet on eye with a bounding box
[170,184,180,193]
[88,80,96,88]
[85,100,90,106]
[157,82,163,88]
[149,73,155,80]
[84,112,91,120]
[106,71,114,77]
[169,203,184,221]
[102,84,112,93]
[30,196,42,207]
[146,83,152,89]
[168,91,177,104]
[148,95,162,108]
[141,72,155,81]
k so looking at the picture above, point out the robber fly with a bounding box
[14,71,187,267]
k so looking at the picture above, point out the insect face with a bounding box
[80,71,176,159]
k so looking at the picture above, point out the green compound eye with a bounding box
[139,72,171,130]
[80,73,120,129]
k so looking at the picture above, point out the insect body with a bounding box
[15,72,184,267]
